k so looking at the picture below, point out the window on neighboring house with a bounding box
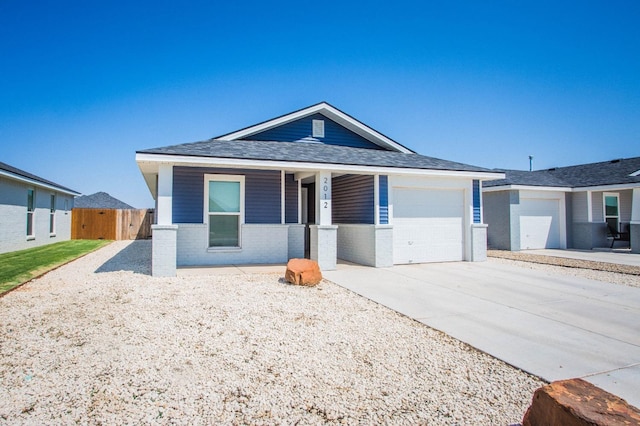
[27,189,35,237]
[604,193,619,231]
[205,175,244,248]
[50,194,56,234]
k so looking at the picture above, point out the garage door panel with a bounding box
[519,198,560,250]
[393,188,464,264]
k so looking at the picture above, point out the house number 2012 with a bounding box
[321,176,330,209]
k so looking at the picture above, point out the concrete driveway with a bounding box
[324,260,640,408]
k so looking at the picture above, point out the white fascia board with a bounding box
[135,153,503,180]
[0,170,79,196]
[217,102,413,154]
[318,104,412,153]
[630,169,640,177]
[572,182,640,192]
[482,184,572,193]
[219,103,324,140]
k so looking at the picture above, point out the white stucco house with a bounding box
[483,157,640,253]
[0,162,79,254]
[136,102,504,277]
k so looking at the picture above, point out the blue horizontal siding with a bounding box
[473,179,481,223]
[332,175,374,224]
[379,175,388,225]
[285,174,298,223]
[241,113,384,150]
[173,167,281,224]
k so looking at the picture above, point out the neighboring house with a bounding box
[0,161,79,254]
[136,102,503,277]
[74,192,135,209]
[483,157,640,253]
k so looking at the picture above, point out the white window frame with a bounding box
[27,188,35,239]
[203,174,245,250]
[603,192,620,231]
[49,193,56,236]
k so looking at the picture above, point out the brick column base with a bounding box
[310,225,337,271]
[471,224,488,261]
[152,224,178,277]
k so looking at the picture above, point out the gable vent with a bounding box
[312,119,325,138]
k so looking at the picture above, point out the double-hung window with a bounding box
[604,193,620,231]
[26,189,35,238]
[205,174,244,248]
[49,194,56,235]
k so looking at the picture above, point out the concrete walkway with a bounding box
[324,261,640,408]
[520,248,640,267]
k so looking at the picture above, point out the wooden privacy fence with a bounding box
[72,209,154,240]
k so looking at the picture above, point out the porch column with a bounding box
[374,174,380,225]
[280,170,285,224]
[152,164,178,277]
[471,180,487,261]
[631,188,640,254]
[310,170,337,270]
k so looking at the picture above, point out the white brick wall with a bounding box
[287,224,305,259]
[337,225,373,266]
[374,226,393,267]
[470,224,488,262]
[310,225,337,270]
[176,224,290,266]
[152,225,178,277]
[0,176,73,254]
[336,224,393,267]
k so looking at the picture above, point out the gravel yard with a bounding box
[0,240,544,425]
[488,250,640,288]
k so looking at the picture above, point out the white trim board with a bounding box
[482,185,572,193]
[483,183,640,193]
[136,153,503,181]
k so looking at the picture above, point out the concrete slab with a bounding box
[586,363,640,407]
[324,260,640,408]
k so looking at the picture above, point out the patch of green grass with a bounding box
[0,240,111,294]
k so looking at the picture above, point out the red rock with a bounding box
[285,259,322,286]
[522,378,640,426]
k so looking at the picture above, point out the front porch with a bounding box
[151,165,395,277]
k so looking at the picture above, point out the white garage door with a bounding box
[393,188,464,264]
[519,198,561,250]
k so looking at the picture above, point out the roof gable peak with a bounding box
[216,102,413,153]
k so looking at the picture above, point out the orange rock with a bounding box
[285,259,322,286]
[523,378,640,426]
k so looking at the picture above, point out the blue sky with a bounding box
[1,1,638,208]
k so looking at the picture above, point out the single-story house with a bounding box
[136,102,504,277]
[483,157,640,253]
[74,191,135,209]
[0,161,79,254]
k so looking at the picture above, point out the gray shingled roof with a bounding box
[484,157,640,188]
[137,139,494,173]
[74,192,135,209]
[0,161,79,194]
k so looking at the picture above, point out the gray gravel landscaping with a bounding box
[0,240,545,425]
[488,250,640,288]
